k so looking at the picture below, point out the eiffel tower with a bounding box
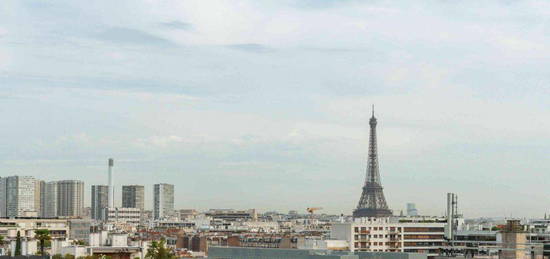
[353,106,392,218]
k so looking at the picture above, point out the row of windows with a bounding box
[403,227,444,232]
[354,226,400,232]
[403,235,444,240]
[354,242,401,246]
[404,249,439,254]
[455,236,496,241]
[355,234,400,239]
[404,242,443,246]
[356,248,392,252]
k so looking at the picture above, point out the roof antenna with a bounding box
[372,104,375,117]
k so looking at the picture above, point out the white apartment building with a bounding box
[0,176,37,217]
[153,183,174,220]
[331,217,446,256]
[105,207,141,225]
[0,218,71,240]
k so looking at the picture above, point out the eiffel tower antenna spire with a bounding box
[353,107,392,218]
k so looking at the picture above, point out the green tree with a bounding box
[35,229,52,255]
[145,239,175,259]
[15,231,22,256]
[52,254,63,259]
[73,240,87,246]
[0,235,4,246]
[64,253,76,259]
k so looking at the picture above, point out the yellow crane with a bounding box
[307,207,323,215]
[306,207,323,227]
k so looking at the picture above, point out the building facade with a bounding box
[57,180,84,217]
[41,181,58,218]
[154,183,174,220]
[91,185,109,221]
[105,207,141,225]
[0,176,37,217]
[0,218,71,240]
[205,209,258,221]
[68,219,92,243]
[0,177,7,217]
[34,180,43,217]
[406,204,418,216]
[331,217,446,257]
[122,185,145,210]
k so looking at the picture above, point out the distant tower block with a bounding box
[407,203,418,216]
[108,158,114,208]
[353,106,392,218]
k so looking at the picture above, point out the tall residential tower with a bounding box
[91,185,109,220]
[41,181,58,218]
[154,183,174,220]
[0,176,37,217]
[122,185,145,210]
[57,180,84,217]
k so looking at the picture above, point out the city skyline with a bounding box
[1,0,549,218]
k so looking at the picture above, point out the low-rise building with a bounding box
[205,209,258,221]
[69,219,92,243]
[105,207,141,225]
[331,217,446,256]
[0,218,70,240]
[208,247,429,259]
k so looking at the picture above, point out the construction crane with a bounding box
[306,207,323,228]
[307,207,323,215]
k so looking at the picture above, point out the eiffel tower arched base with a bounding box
[353,208,393,218]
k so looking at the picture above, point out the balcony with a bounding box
[357,238,369,242]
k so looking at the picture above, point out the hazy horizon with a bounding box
[1,0,549,218]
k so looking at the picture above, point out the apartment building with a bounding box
[0,218,71,240]
[105,207,141,225]
[91,185,109,221]
[154,183,174,220]
[122,185,145,210]
[57,180,84,217]
[0,176,38,217]
[331,217,446,256]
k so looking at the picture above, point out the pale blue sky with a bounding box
[0,0,549,217]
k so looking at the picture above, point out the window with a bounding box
[404,227,444,233]
[404,235,444,240]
